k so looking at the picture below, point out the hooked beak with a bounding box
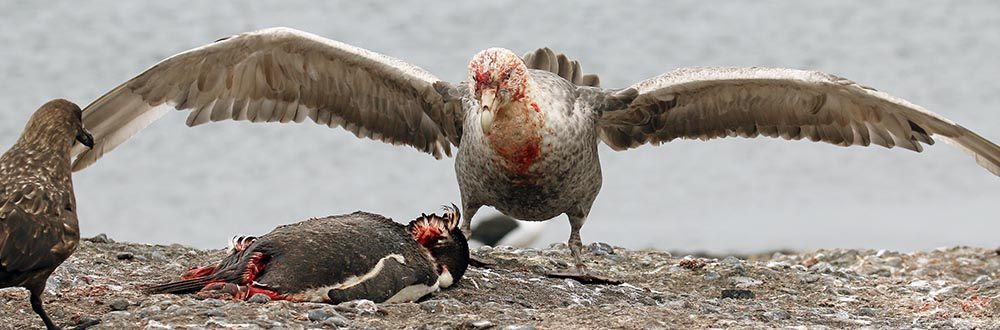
[77,127,94,149]
[479,89,501,133]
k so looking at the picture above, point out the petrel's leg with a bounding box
[462,203,497,268]
[546,213,621,285]
[460,203,481,239]
[567,213,587,271]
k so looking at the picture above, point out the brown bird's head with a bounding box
[468,48,531,134]
[17,99,94,152]
[407,204,469,288]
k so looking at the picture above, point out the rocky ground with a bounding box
[2,235,1000,329]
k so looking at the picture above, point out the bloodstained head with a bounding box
[407,204,470,286]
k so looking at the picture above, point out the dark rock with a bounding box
[72,318,101,329]
[108,298,129,311]
[721,289,754,299]
[115,252,134,261]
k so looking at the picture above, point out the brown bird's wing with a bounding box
[597,67,1000,176]
[0,206,67,274]
[71,27,467,171]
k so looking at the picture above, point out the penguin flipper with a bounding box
[326,254,438,304]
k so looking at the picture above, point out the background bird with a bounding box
[1,99,94,330]
[470,214,545,248]
[65,27,1000,280]
[147,206,468,303]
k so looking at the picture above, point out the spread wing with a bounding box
[521,47,601,87]
[71,27,467,171]
[598,67,1000,176]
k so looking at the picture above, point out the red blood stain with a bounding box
[243,285,285,301]
[243,252,268,283]
[530,101,540,113]
[180,266,217,280]
[488,100,544,183]
[413,224,444,248]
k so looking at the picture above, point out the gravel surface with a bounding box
[2,235,1000,329]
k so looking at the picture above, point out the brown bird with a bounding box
[147,206,468,303]
[69,27,1000,282]
[1,99,93,330]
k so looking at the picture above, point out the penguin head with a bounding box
[407,204,469,287]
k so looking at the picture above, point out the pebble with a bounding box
[547,258,569,268]
[465,320,494,329]
[763,310,791,320]
[247,293,271,304]
[971,275,992,286]
[164,304,184,313]
[115,252,135,261]
[642,321,668,330]
[108,298,129,311]
[104,311,131,320]
[201,309,226,318]
[137,305,162,318]
[703,271,721,282]
[502,326,535,330]
[308,307,341,322]
[150,250,169,262]
[731,276,762,288]
[204,298,226,307]
[720,256,746,275]
[323,316,350,327]
[86,233,114,243]
[587,242,615,255]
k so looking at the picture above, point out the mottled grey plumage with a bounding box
[70,27,1000,278]
[147,208,468,303]
[1,99,93,330]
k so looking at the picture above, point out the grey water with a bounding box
[1,1,999,254]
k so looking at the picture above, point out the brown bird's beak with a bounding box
[77,127,94,149]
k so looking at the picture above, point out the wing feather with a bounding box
[71,27,466,171]
[599,67,1000,176]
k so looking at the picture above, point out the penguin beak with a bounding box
[77,127,94,149]
[479,89,500,134]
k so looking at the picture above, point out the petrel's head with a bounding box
[407,204,469,288]
[18,99,93,152]
[468,48,530,134]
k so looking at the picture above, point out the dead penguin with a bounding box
[0,99,93,330]
[147,205,469,303]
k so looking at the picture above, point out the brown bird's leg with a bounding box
[546,213,621,285]
[28,284,59,330]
